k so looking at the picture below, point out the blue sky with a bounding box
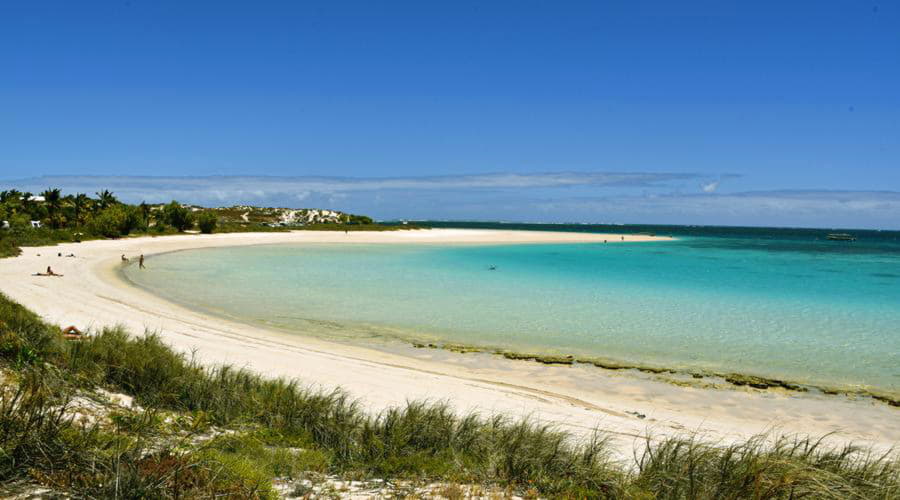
[1,1,898,227]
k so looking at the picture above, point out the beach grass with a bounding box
[1,292,898,498]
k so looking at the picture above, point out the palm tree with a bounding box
[21,192,36,218]
[95,190,119,210]
[0,190,22,217]
[1,190,21,205]
[139,201,151,224]
[73,193,90,226]
[41,188,63,228]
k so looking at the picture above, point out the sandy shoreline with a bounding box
[1,228,897,460]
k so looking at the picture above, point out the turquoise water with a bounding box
[124,233,900,394]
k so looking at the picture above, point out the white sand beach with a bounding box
[0,228,897,461]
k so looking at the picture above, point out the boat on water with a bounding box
[826,233,856,241]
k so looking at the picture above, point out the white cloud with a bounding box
[6,172,703,197]
[2,172,707,206]
[4,174,895,228]
[533,190,900,228]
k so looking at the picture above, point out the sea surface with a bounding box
[123,223,900,395]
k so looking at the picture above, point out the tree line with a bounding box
[0,189,215,237]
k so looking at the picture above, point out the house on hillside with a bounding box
[1,221,9,230]
[27,195,45,202]
[30,220,42,228]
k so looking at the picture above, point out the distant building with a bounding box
[27,195,45,202]
[30,220,42,228]
[1,220,9,230]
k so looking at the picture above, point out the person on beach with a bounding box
[35,266,62,277]
[121,254,129,262]
[139,254,145,269]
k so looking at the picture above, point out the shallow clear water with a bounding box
[124,234,900,393]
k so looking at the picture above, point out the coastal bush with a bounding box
[122,204,148,234]
[0,188,395,258]
[0,238,19,258]
[0,295,64,366]
[86,204,147,238]
[161,200,194,232]
[197,211,217,233]
[0,373,276,498]
[87,205,127,237]
[345,214,374,225]
[0,370,91,484]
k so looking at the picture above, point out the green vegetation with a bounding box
[0,188,401,257]
[161,200,194,232]
[197,211,218,234]
[0,292,897,498]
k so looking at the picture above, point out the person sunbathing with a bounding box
[34,266,63,277]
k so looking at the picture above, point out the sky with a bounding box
[1,1,898,228]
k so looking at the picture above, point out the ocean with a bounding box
[122,223,900,395]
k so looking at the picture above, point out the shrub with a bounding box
[89,204,147,237]
[122,204,148,234]
[197,212,217,234]
[347,214,374,225]
[8,213,31,230]
[162,201,194,232]
[87,206,127,238]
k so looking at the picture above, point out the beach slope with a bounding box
[0,229,896,459]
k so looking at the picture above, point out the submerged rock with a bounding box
[724,373,804,391]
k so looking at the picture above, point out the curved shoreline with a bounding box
[123,253,900,407]
[417,342,900,407]
[122,239,900,407]
[1,229,898,459]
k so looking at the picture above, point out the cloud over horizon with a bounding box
[3,173,898,229]
[4,172,704,200]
